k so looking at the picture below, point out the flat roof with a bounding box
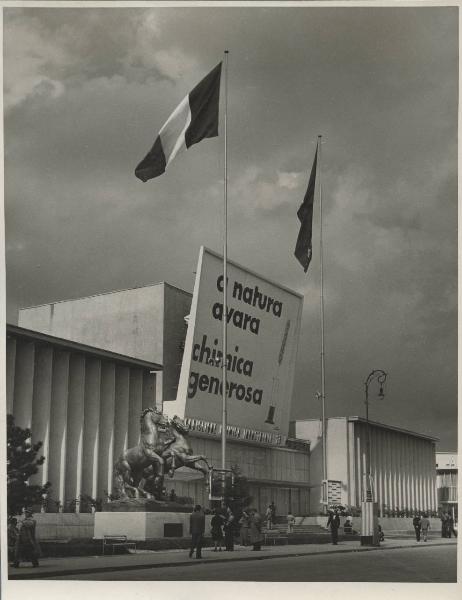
[293,416,439,442]
[7,324,163,371]
[18,281,191,311]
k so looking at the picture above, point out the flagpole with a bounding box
[318,134,328,512]
[221,50,229,471]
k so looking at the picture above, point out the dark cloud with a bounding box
[4,6,457,450]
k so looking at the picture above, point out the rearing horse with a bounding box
[162,416,210,479]
[113,408,173,498]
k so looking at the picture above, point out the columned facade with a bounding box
[292,417,438,515]
[6,325,162,511]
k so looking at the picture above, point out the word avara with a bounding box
[213,276,284,335]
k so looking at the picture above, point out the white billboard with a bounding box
[168,247,303,437]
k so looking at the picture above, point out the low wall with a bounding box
[298,516,443,533]
[32,513,95,541]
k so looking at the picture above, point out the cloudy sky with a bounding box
[4,4,458,449]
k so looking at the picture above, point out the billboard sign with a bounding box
[169,247,303,437]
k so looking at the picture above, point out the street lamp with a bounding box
[364,369,387,502]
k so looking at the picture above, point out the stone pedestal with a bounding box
[360,501,379,546]
[94,511,211,541]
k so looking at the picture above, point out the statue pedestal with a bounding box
[94,511,194,541]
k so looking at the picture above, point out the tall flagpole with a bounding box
[221,50,229,471]
[318,135,328,511]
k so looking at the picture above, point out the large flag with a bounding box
[135,62,222,182]
[294,147,318,272]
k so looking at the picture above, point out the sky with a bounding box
[3,4,458,450]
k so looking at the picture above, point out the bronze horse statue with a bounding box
[162,415,210,478]
[113,408,173,499]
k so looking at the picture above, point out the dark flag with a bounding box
[135,63,222,182]
[294,147,318,272]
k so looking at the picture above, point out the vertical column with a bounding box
[397,433,404,510]
[355,428,362,505]
[13,340,35,429]
[113,366,130,465]
[142,371,157,411]
[65,354,86,510]
[128,369,143,448]
[81,359,101,500]
[30,345,54,486]
[390,433,400,510]
[6,336,17,415]
[376,429,383,516]
[98,362,116,499]
[48,351,70,508]
[431,444,437,512]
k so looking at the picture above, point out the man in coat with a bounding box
[412,514,421,541]
[12,510,40,568]
[189,504,206,559]
[249,509,264,550]
[326,510,341,545]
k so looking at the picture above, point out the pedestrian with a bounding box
[12,510,40,568]
[326,509,340,545]
[249,509,264,551]
[189,504,205,559]
[440,512,449,538]
[412,514,421,542]
[286,511,295,534]
[269,501,276,525]
[420,513,431,542]
[210,508,225,551]
[7,517,18,564]
[378,524,385,542]
[265,505,273,530]
[223,506,235,551]
[344,514,353,534]
[447,514,457,538]
[239,510,250,546]
[169,489,176,502]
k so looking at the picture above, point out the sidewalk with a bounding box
[8,537,457,580]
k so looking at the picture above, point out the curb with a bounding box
[8,541,457,580]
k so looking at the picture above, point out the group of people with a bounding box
[189,504,266,559]
[440,512,457,538]
[8,510,40,568]
[412,513,431,542]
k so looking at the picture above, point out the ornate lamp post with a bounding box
[364,369,387,502]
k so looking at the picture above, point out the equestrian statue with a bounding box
[113,408,210,500]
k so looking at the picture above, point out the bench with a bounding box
[102,535,137,555]
[264,533,289,546]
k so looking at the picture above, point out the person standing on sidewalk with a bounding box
[420,513,431,542]
[326,510,340,545]
[249,509,264,551]
[211,508,225,551]
[12,510,40,568]
[412,514,421,542]
[223,506,235,551]
[189,504,205,559]
[447,514,457,538]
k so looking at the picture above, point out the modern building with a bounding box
[291,417,438,515]
[436,452,458,520]
[12,269,311,515]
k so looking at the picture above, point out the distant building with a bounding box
[436,452,458,520]
[290,417,438,515]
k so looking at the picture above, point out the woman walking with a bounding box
[224,507,235,551]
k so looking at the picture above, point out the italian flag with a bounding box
[135,62,222,182]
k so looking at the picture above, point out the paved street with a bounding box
[49,544,456,582]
